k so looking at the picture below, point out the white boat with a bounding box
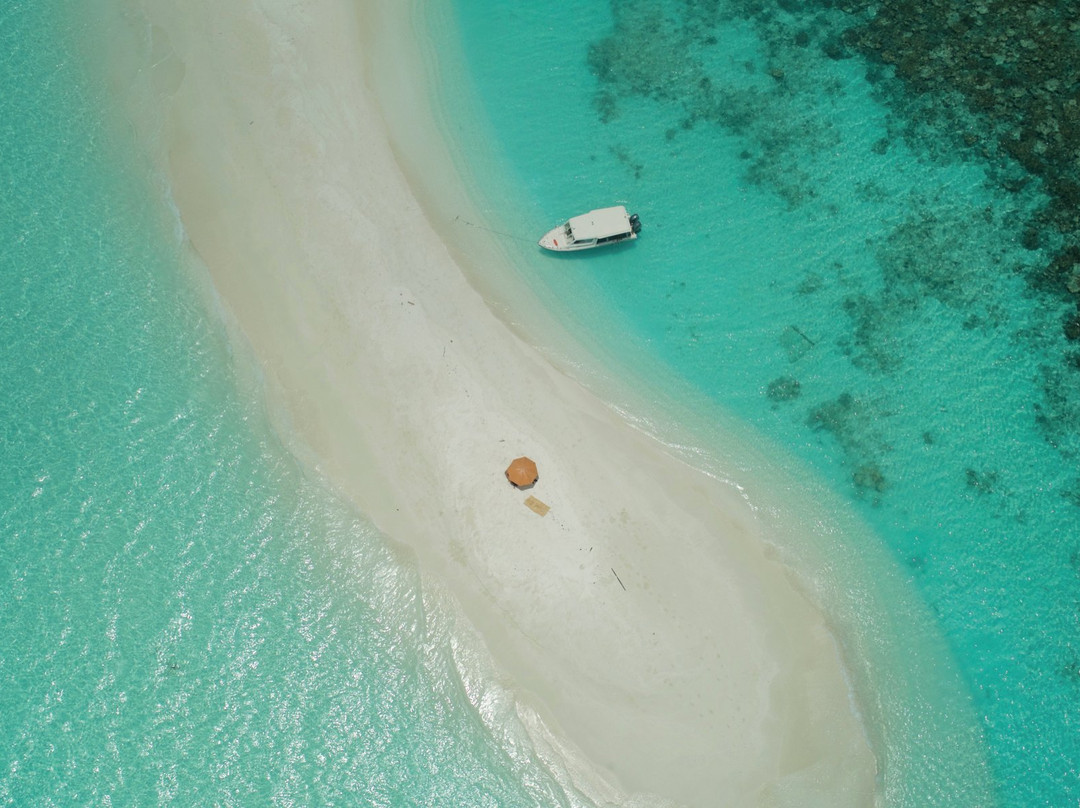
[538,205,641,251]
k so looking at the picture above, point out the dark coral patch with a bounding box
[766,376,801,402]
[853,462,888,495]
[965,468,1000,494]
[839,0,1080,306]
[807,392,893,498]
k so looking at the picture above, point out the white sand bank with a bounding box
[110,0,878,804]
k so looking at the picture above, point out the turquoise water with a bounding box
[433,1,1080,806]
[7,0,1078,804]
[0,4,594,806]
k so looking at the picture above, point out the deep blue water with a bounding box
[431,1,1080,805]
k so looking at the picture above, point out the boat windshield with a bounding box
[564,223,573,240]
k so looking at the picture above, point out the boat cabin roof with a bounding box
[568,206,631,240]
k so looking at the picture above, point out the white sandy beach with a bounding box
[108,0,878,805]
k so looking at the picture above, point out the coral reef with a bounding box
[586,0,1080,480]
[807,392,892,500]
[766,375,801,402]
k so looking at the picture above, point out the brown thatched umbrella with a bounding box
[505,456,538,488]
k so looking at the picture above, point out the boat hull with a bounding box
[538,228,638,251]
[538,206,641,251]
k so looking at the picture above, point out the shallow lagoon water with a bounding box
[435,0,1080,805]
[0,4,595,805]
[5,0,1078,805]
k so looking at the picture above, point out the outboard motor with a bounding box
[629,213,642,234]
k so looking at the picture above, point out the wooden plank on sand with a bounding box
[523,496,549,516]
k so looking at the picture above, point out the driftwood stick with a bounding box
[611,568,627,591]
[790,325,816,347]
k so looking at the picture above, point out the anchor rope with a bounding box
[452,215,534,244]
